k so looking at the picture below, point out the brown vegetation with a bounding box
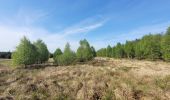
[0,57,170,100]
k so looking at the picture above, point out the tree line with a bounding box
[53,39,96,66]
[12,26,170,67]
[97,27,170,61]
[0,52,11,59]
[12,37,96,67]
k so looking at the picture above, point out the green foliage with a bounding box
[96,27,169,61]
[143,34,162,60]
[97,48,106,57]
[56,43,76,66]
[124,41,135,58]
[111,47,116,58]
[106,45,112,57]
[34,39,49,63]
[134,34,162,60]
[114,43,124,58]
[53,48,63,64]
[134,39,145,59]
[12,36,38,66]
[91,46,96,57]
[161,27,170,61]
[11,26,170,67]
[76,39,94,62]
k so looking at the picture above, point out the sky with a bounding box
[0,0,170,52]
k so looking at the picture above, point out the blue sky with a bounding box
[0,0,170,52]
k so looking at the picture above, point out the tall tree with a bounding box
[53,48,63,65]
[91,46,96,57]
[124,41,135,58]
[112,47,116,58]
[57,43,76,65]
[161,27,170,61]
[12,36,38,66]
[106,45,112,57]
[34,39,49,63]
[115,43,124,58]
[143,34,162,60]
[76,39,93,62]
[135,39,145,59]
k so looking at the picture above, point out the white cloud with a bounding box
[0,10,106,52]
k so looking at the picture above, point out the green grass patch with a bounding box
[116,66,132,72]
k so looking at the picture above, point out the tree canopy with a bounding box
[54,43,76,66]
[34,39,49,63]
[11,26,170,68]
[96,27,170,61]
[76,39,94,62]
[161,27,170,61]
[12,37,38,66]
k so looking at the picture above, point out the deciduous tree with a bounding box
[34,39,49,63]
[12,36,38,66]
[161,27,170,61]
[76,39,93,62]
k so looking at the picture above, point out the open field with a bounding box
[0,58,170,100]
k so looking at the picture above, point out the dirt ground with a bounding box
[0,58,170,100]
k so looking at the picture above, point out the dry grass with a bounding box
[0,57,170,100]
